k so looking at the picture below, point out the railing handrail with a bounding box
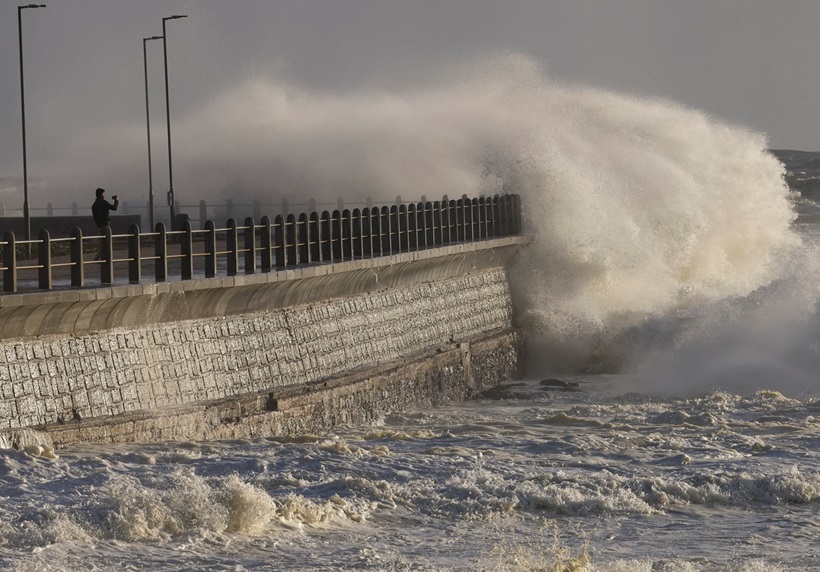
[1,193,522,294]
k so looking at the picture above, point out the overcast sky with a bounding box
[2,0,820,212]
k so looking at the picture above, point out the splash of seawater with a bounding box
[70,53,804,390]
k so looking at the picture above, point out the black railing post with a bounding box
[423,202,434,247]
[472,198,480,240]
[3,232,16,293]
[464,197,471,240]
[342,209,352,260]
[456,198,465,242]
[381,206,392,255]
[476,197,485,239]
[331,210,342,261]
[506,194,514,233]
[274,215,285,268]
[485,197,492,238]
[407,204,418,250]
[449,199,458,242]
[260,216,272,272]
[463,197,473,241]
[485,196,493,237]
[38,228,52,290]
[70,227,84,288]
[227,218,238,276]
[309,212,320,262]
[370,207,382,257]
[489,195,499,237]
[244,217,256,274]
[416,203,426,249]
[432,201,442,246]
[398,205,408,252]
[471,198,480,241]
[361,208,372,257]
[101,226,113,284]
[352,209,362,258]
[443,200,450,243]
[155,223,168,282]
[390,206,400,253]
[319,211,330,262]
[128,224,141,284]
[181,221,193,280]
[512,194,521,233]
[298,213,309,263]
[286,214,297,265]
[442,195,450,243]
[498,195,508,235]
[205,219,217,277]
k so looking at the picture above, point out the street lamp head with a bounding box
[144,35,164,41]
[19,4,46,9]
[163,14,187,21]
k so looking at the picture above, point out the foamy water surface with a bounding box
[2,377,819,571]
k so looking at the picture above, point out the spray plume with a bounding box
[44,54,804,388]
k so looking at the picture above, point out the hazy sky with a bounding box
[2,0,820,210]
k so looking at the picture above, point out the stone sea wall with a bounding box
[0,241,525,448]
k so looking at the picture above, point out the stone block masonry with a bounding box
[40,329,521,447]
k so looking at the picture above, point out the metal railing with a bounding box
[1,194,521,294]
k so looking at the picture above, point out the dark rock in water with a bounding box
[477,383,526,400]
[539,378,580,390]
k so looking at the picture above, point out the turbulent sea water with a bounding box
[4,62,820,570]
[3,377,820,570]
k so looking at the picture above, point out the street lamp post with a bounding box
[143,35,163,231]
[18,3,46,253]
[161,14,187,229]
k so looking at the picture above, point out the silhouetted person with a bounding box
[92,187,118,260]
